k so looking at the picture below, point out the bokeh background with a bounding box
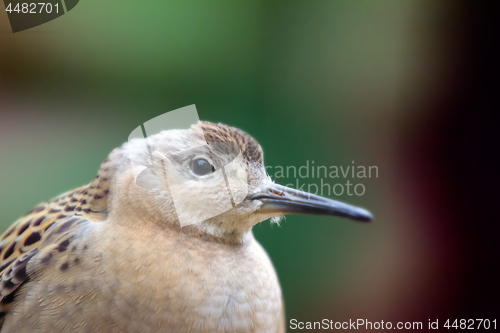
[1,1,497,331]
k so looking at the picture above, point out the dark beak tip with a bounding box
[355,214,373,223]
[353,209,374,222]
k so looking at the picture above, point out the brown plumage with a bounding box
[0,121,371,332]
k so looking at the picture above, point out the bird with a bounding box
[0,121,372,333]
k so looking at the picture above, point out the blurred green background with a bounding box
[2,1,495,331]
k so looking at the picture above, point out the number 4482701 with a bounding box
[6,3,59,14]
[444,319,496,330]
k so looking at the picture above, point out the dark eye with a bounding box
[191,158,215,176]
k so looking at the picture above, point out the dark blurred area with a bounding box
[430,1,498,322]
[1,1,498,331]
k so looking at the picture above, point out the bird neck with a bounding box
[107,204,255,246]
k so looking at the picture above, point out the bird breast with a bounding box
[8,221,284,333]
[98,223,284,332]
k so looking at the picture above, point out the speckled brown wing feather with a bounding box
[0,215,95,326]
[0,152,118,327]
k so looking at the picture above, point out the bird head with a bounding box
[107,121,372,241]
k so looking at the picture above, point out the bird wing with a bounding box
[0,151,118,328]
[0,183,107,326]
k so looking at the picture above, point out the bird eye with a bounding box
[191,158,215,176]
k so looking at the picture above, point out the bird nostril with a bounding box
[269,188,285,197]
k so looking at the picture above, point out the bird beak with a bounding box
[251,183,373,222]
